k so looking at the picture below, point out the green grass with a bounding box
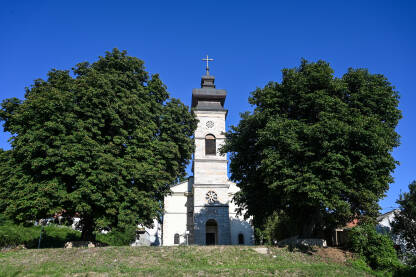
[0,246,374,276]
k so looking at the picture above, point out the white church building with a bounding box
[162,62,254,246]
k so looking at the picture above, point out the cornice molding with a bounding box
[193,158,227,163]
[193,183,230,188]
[194,136,226,140]
[194,204,229,208]
[169,192,192,196]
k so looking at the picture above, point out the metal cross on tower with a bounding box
[202,54,214,75]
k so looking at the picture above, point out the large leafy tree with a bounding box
[222,60,401,238]
[0,49,197,240]
[0,149,13,214]
[392,181,416,261]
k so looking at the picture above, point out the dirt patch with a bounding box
[253,247,269,254]
[312,247,354,264]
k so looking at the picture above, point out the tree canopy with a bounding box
[0,49,197,240]
[222,59,401,238]
[392,181,416,262]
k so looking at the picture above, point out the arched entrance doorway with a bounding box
[205,219,218,245]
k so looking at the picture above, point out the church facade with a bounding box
[162,67,254,246]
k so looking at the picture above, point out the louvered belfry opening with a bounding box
[205,134,216,155]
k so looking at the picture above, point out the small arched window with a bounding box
[205,134,216,155]
[174,233,180,244]
[238,233,244,245]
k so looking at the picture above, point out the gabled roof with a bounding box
[377,209,400,222]
[170,177,193,193]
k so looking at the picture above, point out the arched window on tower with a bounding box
[205,134,216,155]
[174,233,180,244]
[238,233,244,245]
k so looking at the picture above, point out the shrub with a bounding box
[349,256,372,274]
[96,226,136,246]
[35,225,81,248]
[392,181,416,267]
[0,222,39,248]
[0,213,137,248]
[347,224,401,271]
[0,217,81,249]
[256,211,298,245]
[393,266,416,277]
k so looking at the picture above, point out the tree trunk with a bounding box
[300,208,321,238]
[80,216,96,242]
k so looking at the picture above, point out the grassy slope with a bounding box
[0,246,371,276]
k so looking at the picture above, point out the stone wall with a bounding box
[193,205,231,245]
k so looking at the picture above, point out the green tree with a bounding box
[0,49,197,241]
[0,149,13,214]
[221,59,401,238]
[347,224,401,271]
[392,181,416,264]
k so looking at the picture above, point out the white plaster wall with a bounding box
[230,214,253,245]
[162,213,188,246]
[132,219,162,246]
[378,213,396,229]
[380,217,392,229]
[164,193,188,214]
[229,182,254,245]
[147,219,162,245]
[228,182,240,214]
[162,180,191,246]
[170,180,192,193]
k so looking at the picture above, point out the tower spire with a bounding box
[202,54,214,76]
[200,54,216,88]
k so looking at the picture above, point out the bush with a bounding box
[394,266,416,277]
[0,213,137,248]
[35,225,81,248]
[256,211,298,245]
[347,224,401,271]
[349,256,373,274]
[96,226,136,246]
[0,221,40,248]
[0,216,81,249]
[392,181,416,267]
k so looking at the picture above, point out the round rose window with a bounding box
[206,191,218,204]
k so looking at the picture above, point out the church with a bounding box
[162,58,254,246]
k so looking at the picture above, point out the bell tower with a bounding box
[191,55,231,245]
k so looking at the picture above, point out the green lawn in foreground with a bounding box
[0,246,371,276]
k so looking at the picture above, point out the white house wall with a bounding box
[230,214,254,245]
[229,182,254,245]
[163,213,188,245]
[162,180,190,246]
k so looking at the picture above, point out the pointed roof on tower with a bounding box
[192,55,227,111]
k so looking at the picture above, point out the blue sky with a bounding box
[1,1,415,213]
